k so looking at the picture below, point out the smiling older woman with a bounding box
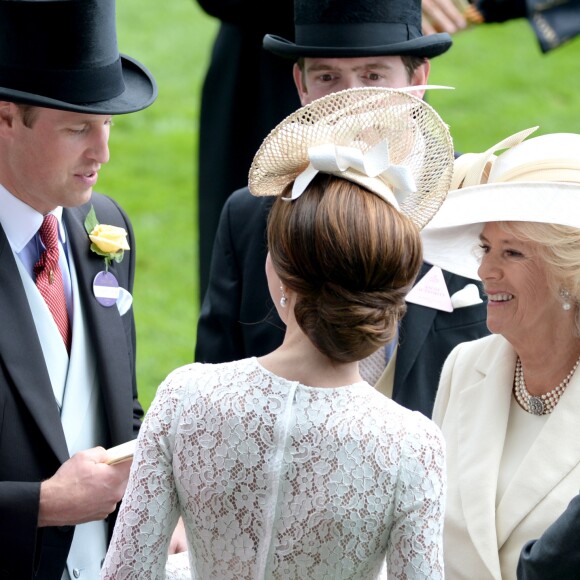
[421,128,580,580]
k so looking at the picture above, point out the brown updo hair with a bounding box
[268,173,423,363]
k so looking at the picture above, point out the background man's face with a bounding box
[294,55,429,105]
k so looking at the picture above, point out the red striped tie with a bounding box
[34,214,71,352]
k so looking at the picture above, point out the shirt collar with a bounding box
[0,184,66,252]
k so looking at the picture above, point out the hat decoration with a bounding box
[249,86,455,230]
[289,138,417,207]
[421,129,580,279]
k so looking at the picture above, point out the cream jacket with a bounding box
[433,334,580,580]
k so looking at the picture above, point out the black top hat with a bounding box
[0,0,157,114]
[264,0,452,60]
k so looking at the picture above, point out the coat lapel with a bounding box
[496,370,580,546]
[0,225,69,462]
[457,337,515,578]
[64,205,135,444]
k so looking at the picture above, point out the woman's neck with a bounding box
[258,323,362,389]
[515,336,580,397]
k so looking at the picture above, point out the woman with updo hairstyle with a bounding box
[267,173,423,364]
[103,88,454,579]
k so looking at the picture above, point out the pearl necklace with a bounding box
[514,355,580,415]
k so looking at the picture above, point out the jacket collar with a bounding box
[457,334,580,573]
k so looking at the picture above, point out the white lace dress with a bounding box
[101,358,446,579]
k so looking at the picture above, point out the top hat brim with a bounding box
[0,54,157,115]
[263,33,452,60]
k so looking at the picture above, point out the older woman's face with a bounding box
[477,222,561,343]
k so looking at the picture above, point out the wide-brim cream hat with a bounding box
[248,86,454,230]
[421,128,580,279]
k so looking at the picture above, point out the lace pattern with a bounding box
[101,358,446,579]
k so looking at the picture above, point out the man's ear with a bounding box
[0,101,16,131]
[292,63,309,106]
[409,59,431,99]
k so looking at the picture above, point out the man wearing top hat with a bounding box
[196,0,490,417]
[0,1,156,578]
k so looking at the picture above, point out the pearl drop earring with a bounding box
[560,287,573,311]
[279,285,288,308]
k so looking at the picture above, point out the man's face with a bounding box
[293,55,430,105]
[0,103,112,214]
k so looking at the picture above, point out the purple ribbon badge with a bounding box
[93,271,119,307]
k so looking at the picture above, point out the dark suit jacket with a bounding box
[517,494,580,580]
[0,193,143,579]
[195,187,490,417]
[196,0,300,296]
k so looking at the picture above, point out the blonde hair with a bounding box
[499,221,580,334]
[268,174,423,362]
[15,104,39,128]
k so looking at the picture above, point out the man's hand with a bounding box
[38,447,131,527]
[423,0,468,35]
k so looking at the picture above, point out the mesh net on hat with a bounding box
[249,87,454,230]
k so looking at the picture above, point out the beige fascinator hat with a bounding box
[248,86,455,230]
[421,128,580,279]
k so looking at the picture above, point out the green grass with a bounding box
[101,1,218,409]
[428,19,580,151]
[105,2,580,410]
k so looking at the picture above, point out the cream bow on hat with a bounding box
[421,129,580,279]
[290,140,416,208]
[248,86,454,230]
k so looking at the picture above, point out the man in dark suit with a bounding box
[517,494,580,580]
[195,0,300,298]
[195,0,490,418]
[0,1,157,577]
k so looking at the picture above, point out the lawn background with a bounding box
[106,1,580,411]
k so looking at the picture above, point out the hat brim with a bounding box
[421,182,580,280]
[0,54,157,115]
[263,33,452,60]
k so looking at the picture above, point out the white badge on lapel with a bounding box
[450,283,483,309]
[406,265,453,312]
[92,272,133,315]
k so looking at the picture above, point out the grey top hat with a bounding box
[0,0,157,114]
[264,0,452,60]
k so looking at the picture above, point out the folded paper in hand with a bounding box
[104,439,136,465]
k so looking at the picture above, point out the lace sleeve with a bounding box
[101,369,188,579]
[386,415,446,579]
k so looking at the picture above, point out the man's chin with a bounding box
[63,188,93,208]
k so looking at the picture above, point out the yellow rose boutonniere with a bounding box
[84,206,130,272]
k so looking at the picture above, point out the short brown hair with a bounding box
[15,104,39,128]
[268,174,422,363]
